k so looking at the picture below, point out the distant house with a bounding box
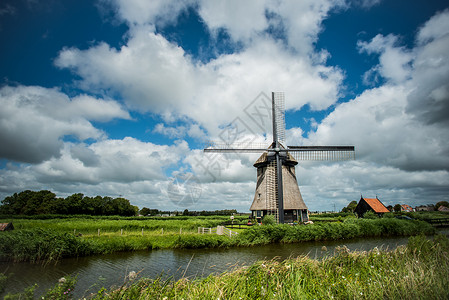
[401,204,413,212]
[0,222,14,231]
[415,205,434,211]
[438,206,449,212]
[354,196,390,218]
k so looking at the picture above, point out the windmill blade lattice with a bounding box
[272,92,286,145]
[287,146,355,161]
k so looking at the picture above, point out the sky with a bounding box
[0,0,448,212]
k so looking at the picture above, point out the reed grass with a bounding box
[90,234,449,299]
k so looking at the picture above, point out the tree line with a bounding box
[0,190,241,217]
[0,190,138,216]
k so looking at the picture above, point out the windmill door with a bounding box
[301,210,309,222]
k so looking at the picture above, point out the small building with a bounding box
[354,196,390,218]
[415,205,434,211]
[438,206,449,212]
[401,204,413,212]
[0,222,14,231]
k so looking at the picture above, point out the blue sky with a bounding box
[1,0,448,212]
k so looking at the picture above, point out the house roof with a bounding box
[363,198,390,213]
[401,204,413,211]
[438,206,449,212]
[0,223,13,231]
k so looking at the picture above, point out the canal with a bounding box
[1,229,448,298]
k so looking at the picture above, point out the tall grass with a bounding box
[2,216,241,234]
[0,229,92,263]
[236,218,435,245]
[91,234,449,299]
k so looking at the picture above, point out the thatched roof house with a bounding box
[354,196,389,217]
[250,147,309,223]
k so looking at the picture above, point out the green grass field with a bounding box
[0,214,437,264]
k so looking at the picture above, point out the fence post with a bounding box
[121,229,123,235]
[142,228,144,236]
[98,229,100,237]
[162,228,164,235]
[180,227,182,234]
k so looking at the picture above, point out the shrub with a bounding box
[262,215,276,225]
[363,211,378,219]
[0,229,91,263]
[0,273,7,294]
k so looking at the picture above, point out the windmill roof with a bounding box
[363,198,389,213]
[253,144,298,167]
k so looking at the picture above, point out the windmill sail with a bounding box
[272,92,286,145]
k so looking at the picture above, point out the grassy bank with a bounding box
[7,234,447,299]
[91,234,449,300]
[237,217,435,245]
[0,216,436,263]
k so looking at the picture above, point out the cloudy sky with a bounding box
[1,0,448,212]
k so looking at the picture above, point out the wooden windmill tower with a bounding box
[204,92,354,223]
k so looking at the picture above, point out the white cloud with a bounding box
[358,34,413,84]
[351,0,381,9]
[102,0,192,26]
[407,9,449,125]
[416,9,449,45]
[68,95,131,122]
[153,123,187,139]
[0,85,128,163]
[198,0,268,42]
[198,0,345,56]
[55,27,199,114]
[56,31,344,139]
[0,137,189,195]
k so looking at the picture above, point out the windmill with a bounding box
[204,92,355,223]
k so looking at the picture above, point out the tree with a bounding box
[341,200,358,213]
[0,190,57,215]
[140,207,152,216]
[394,204,402,212]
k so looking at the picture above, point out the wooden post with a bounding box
[162,228,164,235]
[180,227,182,234]
[121,229,123,235]
[142,228,144,236]
[98,229,100,236]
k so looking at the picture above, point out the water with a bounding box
[2,230,448,298]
